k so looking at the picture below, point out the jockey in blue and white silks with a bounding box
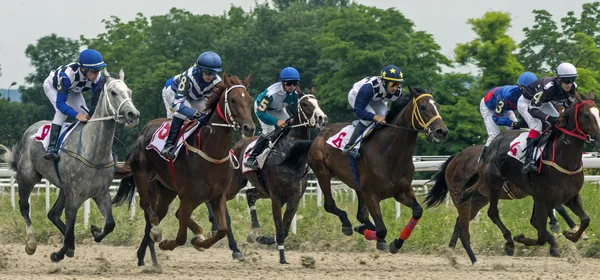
[245,67,300,169]
[342,65,403,157]
[43,49,107,161]
[477,71,538,163]
[160,51,223,160]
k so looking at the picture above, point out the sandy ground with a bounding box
[0,243,599,280]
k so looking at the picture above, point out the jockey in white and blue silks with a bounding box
[43,49,107,161]
[342,65,403,157]
[244,67,300,169]
[477,71,538,163]
[160,51,223,160]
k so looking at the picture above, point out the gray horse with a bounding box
[0,69,140,263]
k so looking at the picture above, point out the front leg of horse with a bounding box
[91,192,116,242]
[562,194,591,243]
[50,202,81,262]
[318,173,353,236]
[361,195,387,251]
[486,188,515,256]
[191,196,229,250]
[159,202,194,251]
[390,195,423,254]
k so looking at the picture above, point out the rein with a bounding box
[383,94,442,135]
[87,79,133,123]
[211,84,246,131]
[289,94,318,128]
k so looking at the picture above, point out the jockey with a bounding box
[245,67,300,169]
[42,49,106,161]
[477,72,538,163]
[160,51,223,160]
[518,62,578,173]
[342,65,403,157]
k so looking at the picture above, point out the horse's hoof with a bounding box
[376,240,387,251]
[341,226,353,236]
[256,236,276,245]
[25,240,37,255]
[150,227,162,242]
[353,224,366,235]
[513,234,524,242]
[504,245,515,256]
[91,225,102,241]
[50,252,62,262]
[232,252,244,260]
[550,248,561,257]
[389,239,403,254]
[158,241,170,251]
[280,260,289,265]
[211,231,217,238]
[190,236,205,252]
[550,224,560,233]
[247,228,260,243]
[65,248,74,258]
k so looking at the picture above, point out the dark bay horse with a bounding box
[459,92,600,260]
[112,73,255,266]
[424,144,582,265]
[216,85,327,264]
[0,69,140,263]
[281,86,448,253]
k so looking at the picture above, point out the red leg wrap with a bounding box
[400,218,419,241]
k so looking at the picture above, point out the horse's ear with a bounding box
[310,84,316,95]
[222,71,231,87]
[102,68,111,79]
[407,84,419,98]
[243,73,252,88]
[588,92,595,100]
[119,68,125,80]
[427,86,433,94]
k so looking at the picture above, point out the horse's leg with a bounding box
[50,197,84,262]
[134,171,161,242]
[354,192,376,234]
[137,212,154,267]
[90,191,115,242]
[318,172,352,236]
[18,177,38,255]
[548,207,560,233]
[141,183,177,266]
[206,202,218,236]
[158,195,194,251]
[191,195,228,250]
[362,193,387,251]
[245,187,262,242]
[555,204,577,229]
[486,187,515,256]
[264,197,288,264]
[389,188,422,254]
[206,202,243,260]
[562,194,590,243]
[514,200,557,256]
[47,189,66,236]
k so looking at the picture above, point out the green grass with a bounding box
[0,183,598,258]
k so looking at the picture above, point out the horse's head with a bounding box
[557,92,600,151]
[405,85,448,143]
[98,68,140,127]
[296,84,328,129]
[215,72,255,138]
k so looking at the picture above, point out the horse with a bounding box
[459,92,600,260]
[112,73,255,267]
[0,69,140,263]
[281,86,448,253]
[424,144,584,265]
[208,85,327,264]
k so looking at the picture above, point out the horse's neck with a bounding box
[79,90,117,159]
[197,110,233,156]
[550,125,585,168]
[372,102,418,164]
[290,115,309,140]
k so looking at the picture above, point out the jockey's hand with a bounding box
[511,122,521,129]
[76,113,90,122]
[373,115,386,124]
[276,119,288,128]
[546,115,558,125]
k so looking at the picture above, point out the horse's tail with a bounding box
[458,172,481,205]
[424,154,457,208]
[112,175,136,208]
[279,140,314,170]
[114,150,133,179]
[0,144,16,171]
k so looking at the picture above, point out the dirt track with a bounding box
[0,243,599,279]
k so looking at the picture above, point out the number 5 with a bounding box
[258,99,269,111]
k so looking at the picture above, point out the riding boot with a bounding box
[477,145,488,164]
[342,121,368,158]
[246,135,269,169]
[43,124,62,161]
[521,137,538,173]
[160,117,185,160]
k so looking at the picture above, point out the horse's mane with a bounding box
[557,91,587,129]
[203,75,245,114]
[385,87,427,123]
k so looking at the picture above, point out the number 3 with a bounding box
[495,101,504,114]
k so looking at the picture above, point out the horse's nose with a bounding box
[318,115,328,126]
[242,124,255,137]
[436,128,448,139]
[126,111,139,123]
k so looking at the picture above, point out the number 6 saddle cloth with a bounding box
[326,122,377,152]
[146,120,200,161]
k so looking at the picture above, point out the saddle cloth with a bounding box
[146,120,200,161]
[32,122,80,151]
[507,132,546,163]
[241,139,271,173]
[326,122,376,151]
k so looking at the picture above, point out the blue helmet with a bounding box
[79,49,107,70]
[196,51,222,72]
[517,71,537,87]
[381,65,404,82]
[279,67,300,81]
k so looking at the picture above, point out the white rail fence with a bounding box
[2,154,600,234]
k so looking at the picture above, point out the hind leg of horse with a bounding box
[562,194,590,243]
[47,190,67,236]
[266,197,288,264]
[360,193,387,252]
[354,192,376,234]
[514,200,557,256]
[318,172,352,236]
[191,195,228,250]
[486,187,515,256]
[140,184,176,266]
[555,204,577,229]
[17,177,39,255]
[90,191,115,242]
[50,197,84,262]
[134,172,161,242]
[389,189,422,254]
[206,202,243,260]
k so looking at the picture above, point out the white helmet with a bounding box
[556,62,578,78]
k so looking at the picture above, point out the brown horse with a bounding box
[424,144,581,265]
[112,73,255,266]
[281,86,448,253]
[458,92,600,262]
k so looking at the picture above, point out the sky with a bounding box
[0,0,591,89]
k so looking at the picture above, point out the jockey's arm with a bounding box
[89,76,105,115]
[55,73,79,118]
[255,94,279,126]
[353,84,376,121]
[492,114,515,127]
[171,78,199,119]
[527,90,552,121]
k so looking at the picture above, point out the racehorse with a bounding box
[211,85,327,264]
[424,144,584,265]
[112,73,255,266]
[459,91,599,261]
[0,69,140,263]
[281,86,448,253]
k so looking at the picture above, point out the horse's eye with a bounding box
[584,114,590,120]
[230,99,236,105]
[420,105,426,110]
[111,90,117,96]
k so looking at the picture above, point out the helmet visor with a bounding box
[560,77,576,84]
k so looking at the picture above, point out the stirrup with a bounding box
[160,145,176,160]
[43,150,60,161]
[245,158,259,169]
[342,148,360,158]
